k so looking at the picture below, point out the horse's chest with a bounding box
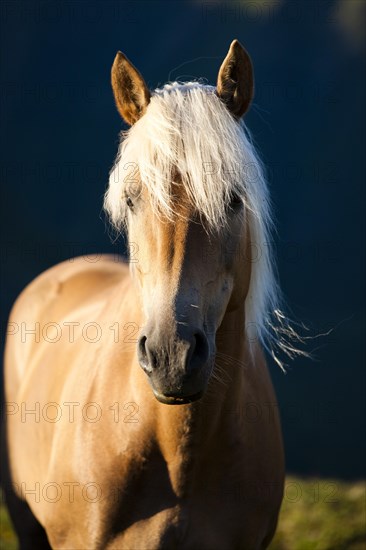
[45,417,278,549]
[96,445,244,545]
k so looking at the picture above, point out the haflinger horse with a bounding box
[4,40,291,549]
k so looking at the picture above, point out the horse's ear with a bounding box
[217,39,254,118]
[111,51,151,125]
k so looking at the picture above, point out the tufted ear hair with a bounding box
[111,51,151,125]
[217,39,254,118]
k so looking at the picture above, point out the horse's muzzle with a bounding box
[137,325,211,404]
[152,390,204,405]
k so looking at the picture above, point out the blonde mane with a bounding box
[105,81,304,367]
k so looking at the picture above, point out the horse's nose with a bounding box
[137,335,152,374]
[137,328,209,375]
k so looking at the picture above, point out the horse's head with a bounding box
[106,41,271,404]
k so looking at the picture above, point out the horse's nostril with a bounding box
[195,331,209,357]
[138,335,152,374]
[138,335,147,357]
[189,331,209,371]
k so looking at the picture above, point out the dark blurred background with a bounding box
[0,0,365,479]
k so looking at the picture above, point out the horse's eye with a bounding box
[229,193,242,209]
[126,196,134,209]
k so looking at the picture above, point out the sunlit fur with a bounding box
[105,81,305,368]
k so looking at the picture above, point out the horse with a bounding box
[3,39,289,549]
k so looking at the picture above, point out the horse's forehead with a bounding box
[170,176,192,208]
[140,173,194,217]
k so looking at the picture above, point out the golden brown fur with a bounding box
[6,256,284,549]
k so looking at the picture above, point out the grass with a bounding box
[1,478,365,549]
[0,498,17,550]
[270,477,366,550]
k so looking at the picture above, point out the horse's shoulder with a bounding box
[9,255,130,321]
